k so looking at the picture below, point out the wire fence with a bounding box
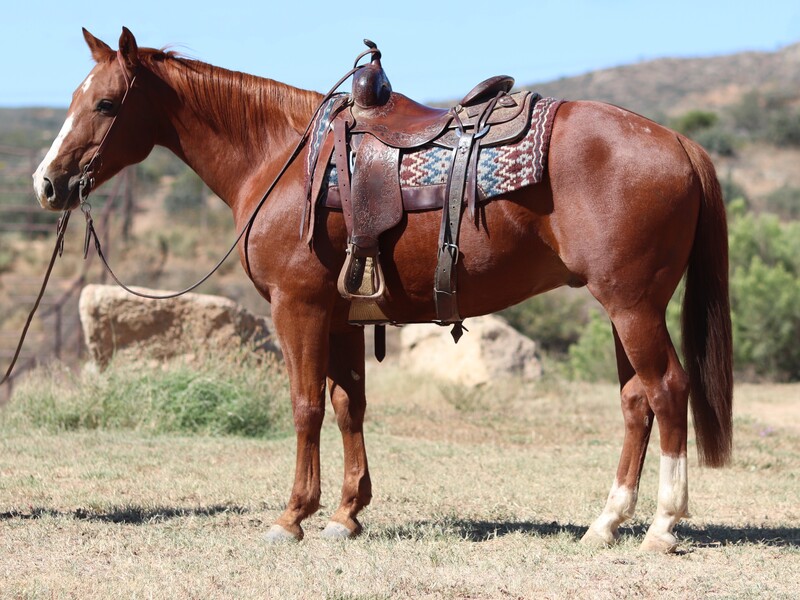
[0,147,136,401]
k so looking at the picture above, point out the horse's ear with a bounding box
[118,26,140,70]
[83,28,114,63]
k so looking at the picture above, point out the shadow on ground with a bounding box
[0,504,250,524]
[2,508,798,547]
[373,518,800,548]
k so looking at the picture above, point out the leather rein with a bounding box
[2,49,374,386]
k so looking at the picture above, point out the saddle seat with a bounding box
[350,79,518,149]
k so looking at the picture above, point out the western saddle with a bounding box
[307,40,535,345]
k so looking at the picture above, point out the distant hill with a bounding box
[3,42,800,204]
[524,42,800,119]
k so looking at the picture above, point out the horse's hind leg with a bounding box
[321,328,372,539]
[582,325,654,547]
[608,309,691,553]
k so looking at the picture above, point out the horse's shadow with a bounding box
[375,518,800,548]
[2,508,798,547]
[0,504,250,524]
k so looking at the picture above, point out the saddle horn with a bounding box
[352,40,392,109]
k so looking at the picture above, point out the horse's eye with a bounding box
[96,99,115,114]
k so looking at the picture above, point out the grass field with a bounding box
[1,365,798,599]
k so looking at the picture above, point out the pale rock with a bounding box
[78,284,279,368]
[399,315,541,386]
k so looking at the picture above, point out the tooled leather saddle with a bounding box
[305,40,545,343]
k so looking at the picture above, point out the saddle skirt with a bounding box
[305,94,564,212]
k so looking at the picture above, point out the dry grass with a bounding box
[1,368,798,599]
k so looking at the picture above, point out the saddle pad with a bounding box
[308,95,564,205]
[402,96,562,197]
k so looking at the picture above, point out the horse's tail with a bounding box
[677,134,733,468]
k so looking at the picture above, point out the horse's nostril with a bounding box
[43,177,55,199]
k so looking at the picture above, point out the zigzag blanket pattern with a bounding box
[399,96,563,197]
[308,95,563,201]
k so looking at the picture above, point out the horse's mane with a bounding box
[135,47,322,152]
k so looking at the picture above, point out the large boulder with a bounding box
[79,284,280,368]
[399,315,542,386]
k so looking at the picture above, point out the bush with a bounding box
[728,210,800,380]
[766,109,800,148]
[731,256,800,380]
[763,185,800,220]
[3,352,291,437]
[565,310,617,382]
[500,290,587,356]
[720,177,749,207]
[671,110,718,136]
[693,127,737,156]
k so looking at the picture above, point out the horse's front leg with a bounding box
[265,300,330,542]
[321,328,372,538]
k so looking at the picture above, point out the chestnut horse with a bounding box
[33,28,732,552]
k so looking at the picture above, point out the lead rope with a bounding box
[1,210,71,386]
[2,52,371,384]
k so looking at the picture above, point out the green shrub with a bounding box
[565,310,617,382]
[731,256,800,380]
[693,127,737,156]
[3,352,291,437]
[720,177,749,207]
[763,185,800,220]
[728,210,800,380]
[671,110,718,136]
[766,109,800,148]
[500,291,587,356]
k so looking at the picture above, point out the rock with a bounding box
[399,315,542,386]
[78,284,280,368]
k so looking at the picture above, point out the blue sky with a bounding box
[1,0,798,107]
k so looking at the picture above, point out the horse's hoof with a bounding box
[263,524,303,543]
[321,519,362,539]
[640,531,678,554]
[580,526,618,548]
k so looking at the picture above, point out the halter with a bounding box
[78,51,138,210]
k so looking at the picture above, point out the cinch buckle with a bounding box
[441,242,459,264]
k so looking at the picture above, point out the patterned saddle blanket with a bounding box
[306,94,563,212]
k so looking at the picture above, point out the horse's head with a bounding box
[33,27,158,211]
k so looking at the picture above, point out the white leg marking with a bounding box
[583,481,638,545]
[33,114,74,205]
[643,454,688,551]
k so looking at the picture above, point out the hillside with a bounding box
[525,42,800,118]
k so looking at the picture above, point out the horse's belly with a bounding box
[379,196,575,322]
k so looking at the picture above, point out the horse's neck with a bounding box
[154,59,320,208]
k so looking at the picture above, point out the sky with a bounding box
[1,0,799,108]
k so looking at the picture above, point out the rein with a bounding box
[2,50,369,386]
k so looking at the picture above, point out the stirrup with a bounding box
[337,244,386,301]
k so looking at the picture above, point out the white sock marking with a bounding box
[648,454,688,539]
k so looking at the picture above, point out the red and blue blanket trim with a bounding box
[308,94,564,203]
